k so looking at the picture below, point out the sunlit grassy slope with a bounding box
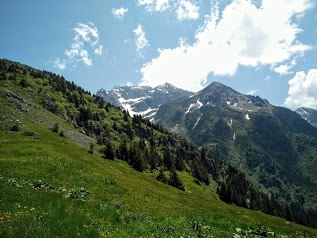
[1,83,317,237]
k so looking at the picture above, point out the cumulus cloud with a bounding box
[133,24,149,56]
[53,58,67,70]
[274,64,292,75]
[273,60,297,75]
[111,7,128,20]
[284,69,317,109]
[139,0,312,91]
[138,0,170,12]
[176,0,199,20]
[53,22,103,70]
[138,0,199,20]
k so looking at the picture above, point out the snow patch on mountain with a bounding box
[97,83,191,121]
[193,113,202,130]
[228,118,233,127]
[197,99,203,108]
[186,99,203,114]
[186,103,196,114]
[295,107,317,128]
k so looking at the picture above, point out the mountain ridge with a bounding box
[96,83,192,120]
[296,107,317,128]
[155,81,317,212]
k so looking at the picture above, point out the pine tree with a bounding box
[103,141,115,160]
[113,122,118,131]
[218,182,229,203]
[97,136,104,145]
[156,168,168,184]
[88,143,94,154]
[163,149,175,170]
[149,146,160,170]
[20,78,28,88]
[117,141,129,162]
[175,156,186,171]
[168,170,185,191]
[52,123,59,133]
[191,158,210,185]
[129,144,147,172]
[59,130,64,137]
[0,71,7,80]
[126,123,134,139]
[123,110,129,122]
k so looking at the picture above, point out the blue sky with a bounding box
[1,0,317,109]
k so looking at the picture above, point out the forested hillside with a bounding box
[155,82,317,227]
[0,59,217,188]
[0,59,317,237]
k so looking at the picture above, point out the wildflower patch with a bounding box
[8,177,90,201]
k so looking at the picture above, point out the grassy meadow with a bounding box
[1,87,316,237]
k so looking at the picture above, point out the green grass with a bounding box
[1,77,317,237]
[0,105,317,237]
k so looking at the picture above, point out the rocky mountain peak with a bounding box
[96,83,192,120]
[201,81,240,97]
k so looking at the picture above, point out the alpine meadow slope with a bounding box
[1,59,317,237]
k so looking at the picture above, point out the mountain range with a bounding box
[158,82,317,209]
[1,59,317,236]
[98,83,317,130]
[99,81,317,211]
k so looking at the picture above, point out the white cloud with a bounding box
[139,0,312,92]
[284,69,317,109]
[264,76,271,82]
[94,45,103,56]
[138,0,154,5]
[53,22,103,69]
[274,59,297,75]
[138,0,199,20]
[176,0,199,20]
[126,82,133,86]
[138,0,170,12]
[133,24,149,55]
[247,89,259,95]
[274,64,292,75]
[111,7,128,20]
[53,58,67,70]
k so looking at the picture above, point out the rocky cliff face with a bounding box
[296,107,317,128]
[96,83,191,120]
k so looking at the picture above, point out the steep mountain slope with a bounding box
[96,83,191,120]
[296,107,317,128]
[0,59,217,187]
[1,93,315,238]
[1,60,317,236]
[156,82,317,211]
